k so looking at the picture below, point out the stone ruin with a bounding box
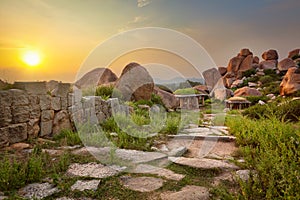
[0,81,122,147]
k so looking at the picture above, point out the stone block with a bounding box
[51,83,71,97]
[29,95,39,105]
[7,123,28,144]
[27,119,40,139]
[0,127,9,147]
[12,105,30,123]
[40,95,51,110]
[51,97,61,111]
[40,121,52,136]
[61,97,68,109]
[30,105,41,119]
[0,106,12,127]
[41,110,54,122]
[10,89,29,106]
[14,82,47,95]
[0,90,12,107]
[53,110,72,135]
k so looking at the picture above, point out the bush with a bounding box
[263,69,276,76]
[242,69,256,78]
[53,129,82,146]
[259,75,274,84]
[262,82,280,95]
[246,95,269,105]
[174,88,199,95]
[243,99,300,122]
[225,115,300,199]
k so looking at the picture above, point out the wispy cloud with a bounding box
[137,0,151,8]
[118,16,149,32]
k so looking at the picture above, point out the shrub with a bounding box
[174,88,199,95]
[259,75,274,84]
[225,115,300,199]
[246,95,269,105]
[242,69,256,78]
[263,69,276,75]
[53,129,82,146]
[95,85,114,99]
[243,99,300,122]
[262,82,280,95]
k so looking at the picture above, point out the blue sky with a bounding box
[0,0,299,81]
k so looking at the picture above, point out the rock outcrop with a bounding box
[262,49,278,60]
[280,67,300,96]
[234,87,262,97]
[218,67,227,76]
[288,49,300,59]
[278,58,297,72]
[115,63,154,101]
[153,87,179,109]
[75,68,118,89]
[202,68,221,90]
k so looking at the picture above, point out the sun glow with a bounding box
[22,50,41,66]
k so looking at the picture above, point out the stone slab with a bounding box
[71,180,100,191]
[18,182,59,200]
[161,185,210,200]
[120,176,164,192]
[66,163,120,178]
[131,164,185,181]
[169,157,239,170]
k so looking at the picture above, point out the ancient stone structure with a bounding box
[0,82,121,147]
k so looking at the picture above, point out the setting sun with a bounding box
[22,50,41,67]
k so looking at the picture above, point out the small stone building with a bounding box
[175,94,207,110]
[225,97,251,110]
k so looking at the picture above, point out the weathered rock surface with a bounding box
[66,163,120,178]
[218,67,227,76]
[120,176,164,192]
[131,164,185,181]
[278,58,297,71]
[153,86,179,109]
[19,182,59,200]
[262,49,278,60]
[53,110,72,135]
[239,55,253,72]
[75,68,118,89]
[202,68,221,90]
[288,49,300,59]
[234,86,262,97]
[280,67,300,96]
[169,157,239,170]
[115,63,154,101]
[161,185,210,200]
[259,60,277,70]
[71,180,100,191]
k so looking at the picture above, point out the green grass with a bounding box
[174,88,199,95]
[53,129,82,146]
[223,115,300,199]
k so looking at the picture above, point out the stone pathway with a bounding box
[160,185,210,200]
[120,176,165,192]
[13,124,245,199]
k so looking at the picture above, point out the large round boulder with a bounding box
[115,62,154,101]
[278,58,297,72]
[288,49,300,59]
[234,86,262,97]
[75,68,118,89]
[262,49,278,61]
[280,67,300,96]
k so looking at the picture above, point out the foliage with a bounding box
[53,129,82,146]
[291,54,300,60]
[245,95,269,105]
[174,88,199,95]
[243,99,300,122]
[242,69,256,78]
[263,69,276,76]
[225,115,300,199]
[261,81,280,95]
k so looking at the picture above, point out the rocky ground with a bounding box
[0,114,249,200]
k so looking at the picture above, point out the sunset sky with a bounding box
[0,0,299,82]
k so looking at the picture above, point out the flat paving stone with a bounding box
[120,176,164,192]
[131,164,185,181]
[66,163,121,178]
[161,185,210,200]
[18,182,59,200]
[73,147,168,164]
[169,157,239,170]
[71,180,101,191]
